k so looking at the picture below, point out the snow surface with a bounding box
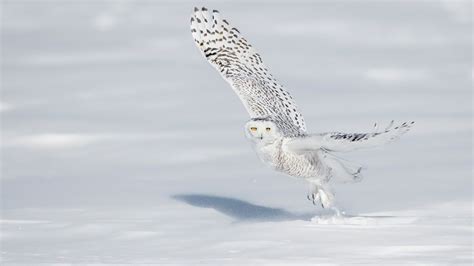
[1,0,472,264]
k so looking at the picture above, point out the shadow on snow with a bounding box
[172,194,314,222]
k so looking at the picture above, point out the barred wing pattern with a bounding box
[321,121,414,152]
[286,121,414,153]
[190,7,306,137]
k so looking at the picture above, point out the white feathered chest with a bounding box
[253,138,330,180]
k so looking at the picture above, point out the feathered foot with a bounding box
[307,183,335,208]
[307,191,322,207]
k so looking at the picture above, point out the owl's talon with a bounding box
[307,191,323,207]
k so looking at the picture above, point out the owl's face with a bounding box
[245,119,281,144]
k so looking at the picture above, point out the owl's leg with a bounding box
[318,185,335,208]
[307,184,321,206]
[307,182,335,208]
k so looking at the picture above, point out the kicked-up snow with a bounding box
[1,0,472,264]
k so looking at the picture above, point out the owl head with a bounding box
[244,117,282,144]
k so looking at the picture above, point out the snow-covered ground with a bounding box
[1,1,472,264]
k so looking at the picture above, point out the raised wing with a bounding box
[286,121,414,153]
[190,7,306,136]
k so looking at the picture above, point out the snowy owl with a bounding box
[190,7,414,208]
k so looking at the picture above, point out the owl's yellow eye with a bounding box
[266,127,271,131]
[250,127,258,132]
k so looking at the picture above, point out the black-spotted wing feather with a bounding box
[190,7,306,136]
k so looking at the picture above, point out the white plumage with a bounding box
[191,7,414,208]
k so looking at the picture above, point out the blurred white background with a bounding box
[1,0,472,264]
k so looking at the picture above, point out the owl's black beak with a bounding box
[259,134,263,139]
